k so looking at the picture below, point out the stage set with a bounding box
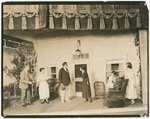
[3,2,148,116]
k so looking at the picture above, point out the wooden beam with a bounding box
[139,30,148,106]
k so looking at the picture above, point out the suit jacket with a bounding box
[59,68,71,86]
[19,70,30,89]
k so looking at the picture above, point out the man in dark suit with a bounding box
[59,62,71,103]
[19,63,32,107]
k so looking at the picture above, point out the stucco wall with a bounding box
[36,30,140,98]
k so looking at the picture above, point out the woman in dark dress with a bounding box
[80,66,92,103]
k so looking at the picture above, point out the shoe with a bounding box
[66,100,71,102]
[22,104,26,107]
[41,101,45,104]
[131,101,135,105]
[46,101,49,104]
[61,101,65,103]
[26,103,34,105]
[85,98,88,102]
[90,100,92,103]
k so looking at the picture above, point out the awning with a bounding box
[3,3,148,30]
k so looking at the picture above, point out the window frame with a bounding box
[72,53,89,60]
[47,64,59,79]
[106,59,124,78]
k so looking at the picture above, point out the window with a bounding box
[47,65,59,79]
[3,35,34,49]
[106,60,124,80]
[6,40,19,48]
[73,53,89,60]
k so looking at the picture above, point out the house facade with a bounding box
[36,30,140,98]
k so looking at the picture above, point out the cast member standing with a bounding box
[80,66,92,103]
[37,68,49,104]
[125,62,137,104]
[19,63,32,107]
[59,62,71,103]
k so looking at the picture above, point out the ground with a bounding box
[3,95,146,116]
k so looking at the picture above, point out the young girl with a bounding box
[108,71,118,89]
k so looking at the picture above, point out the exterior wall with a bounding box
[36,30,139,97]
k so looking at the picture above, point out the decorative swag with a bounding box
[3,5,47,30]
[3,4,148,30]
[50,8,141,30]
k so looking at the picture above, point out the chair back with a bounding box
[94,81,106,98]
[119,79,129,97]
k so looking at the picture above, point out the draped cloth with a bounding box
[39,5,47,28]
[3,4,148,30]
[3,5,47,30]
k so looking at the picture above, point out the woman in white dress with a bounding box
[108,71,118,89]
[125,62,137,104]
[37,68,49,104]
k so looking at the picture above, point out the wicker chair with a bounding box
[103,79,129,108]
[94,81,106,99]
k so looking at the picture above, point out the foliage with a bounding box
[3,45,37,82]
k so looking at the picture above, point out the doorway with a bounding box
[72,61,90,97]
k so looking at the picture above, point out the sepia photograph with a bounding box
[2,1,148,117]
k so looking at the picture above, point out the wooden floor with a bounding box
[3,96,145,116]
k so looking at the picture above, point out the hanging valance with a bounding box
[3,4,147,30]
[49,6,141,30]
[3,5,47,30]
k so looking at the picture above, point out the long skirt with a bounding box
[82,82,91,99]
[125,77,137,99]
[39,81,50,99]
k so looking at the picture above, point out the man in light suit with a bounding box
[19,63,32,107]
[59,62,71,103]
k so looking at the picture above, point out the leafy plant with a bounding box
[3,44,37,82]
